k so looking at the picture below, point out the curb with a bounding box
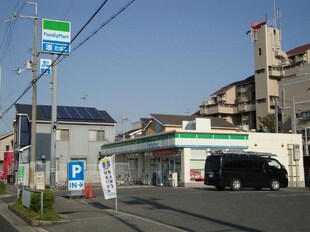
[8,203,71,227]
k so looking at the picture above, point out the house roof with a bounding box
[15,104,116,124]
[0,131,14,140]
[210,75,254,96]
[286,43,310,57]
[150,113,236,128]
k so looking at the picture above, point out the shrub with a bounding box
[30,192,41,212]
[43,189,55,213]
[30,189,55,213]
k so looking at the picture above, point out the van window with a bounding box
[222,155,253,169]
[268,159,282,169]
[205,156,220,171]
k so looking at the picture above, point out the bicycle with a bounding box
[116,172,132,186]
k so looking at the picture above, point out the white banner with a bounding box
[99,157,116,199]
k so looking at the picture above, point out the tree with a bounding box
[258,114,276,133]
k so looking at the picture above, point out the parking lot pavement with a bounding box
[4,184,310,232]
[43,193,186,232]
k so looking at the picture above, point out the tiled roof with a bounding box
[150,113,235,128]
[286,43,310,57]
[151,114,196,126]
[140,118,152,127]
[211,75,254,96]
[15,103,116,124]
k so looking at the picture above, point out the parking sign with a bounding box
[68,161,84,191]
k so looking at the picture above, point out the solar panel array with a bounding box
[42,106,104,120]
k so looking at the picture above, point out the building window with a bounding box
[89,130,105,141]
[56,129,69,141]
[259,48,262,56]
[256,98,266,104]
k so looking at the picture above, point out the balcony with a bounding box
[238,102,256,112]
[200,103,237,115]
[216,95,226,102]
[201,98,216,106]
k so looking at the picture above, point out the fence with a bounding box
[56,163,134,189]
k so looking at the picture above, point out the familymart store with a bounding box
[100,131,249,187]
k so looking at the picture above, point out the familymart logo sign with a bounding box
[42,19,71,55]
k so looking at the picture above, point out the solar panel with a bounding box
[77,107,92,120]
[85,107,104,120]
[65,106,83,119]
[42,105,104,121]
[42,105,51,118]
[57,106,71,119]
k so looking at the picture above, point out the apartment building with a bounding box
[200,20,310,136]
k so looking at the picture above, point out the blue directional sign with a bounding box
[68,161,85,191]
[40,59,52,75]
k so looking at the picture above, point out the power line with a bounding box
[69,0,136,56]
[0,0,136,120]
[0,0,26,65]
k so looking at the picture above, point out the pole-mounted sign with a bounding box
[41,19,71,55]
[39,58,52,75]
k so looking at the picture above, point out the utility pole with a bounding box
[50,54,58,189]
[121,113,128,140]
[5,2,38,189]
[292,96,296,134]
[275,99,278,133]
[29,1,38,190]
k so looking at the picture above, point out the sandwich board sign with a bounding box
[68,161,84,191]
[42,19,71,55]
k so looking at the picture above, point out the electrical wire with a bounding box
[0,0,26,65]
[0,0,136,119]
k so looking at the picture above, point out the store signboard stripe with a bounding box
[101,132,249,151]
[42,40,69,45]
[43,19,70,32]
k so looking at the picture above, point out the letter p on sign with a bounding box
[72,165,82,178]
[68,161,84,182]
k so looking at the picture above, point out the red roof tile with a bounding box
[286,43,310,57]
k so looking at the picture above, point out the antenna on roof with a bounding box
[276,8,281,30]
[81,94,88,105]
[273,0,281,29]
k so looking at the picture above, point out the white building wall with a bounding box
[247,132,304,187]
[181,148,191,185]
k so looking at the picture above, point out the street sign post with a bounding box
[68,161,85,191]
[41,19,71,55]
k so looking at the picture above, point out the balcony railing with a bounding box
[200,103,237,115]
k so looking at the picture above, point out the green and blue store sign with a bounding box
[101,131,249,156]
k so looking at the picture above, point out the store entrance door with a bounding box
[155,155,175,186]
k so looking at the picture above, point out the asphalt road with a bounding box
[47,186,310,232]
[0,214,18,232]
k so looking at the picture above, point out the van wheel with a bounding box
[270,179,280,191]
[215,186,225,191]
[230,178,241,191]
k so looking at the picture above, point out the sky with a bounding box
[0,0,309,135]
